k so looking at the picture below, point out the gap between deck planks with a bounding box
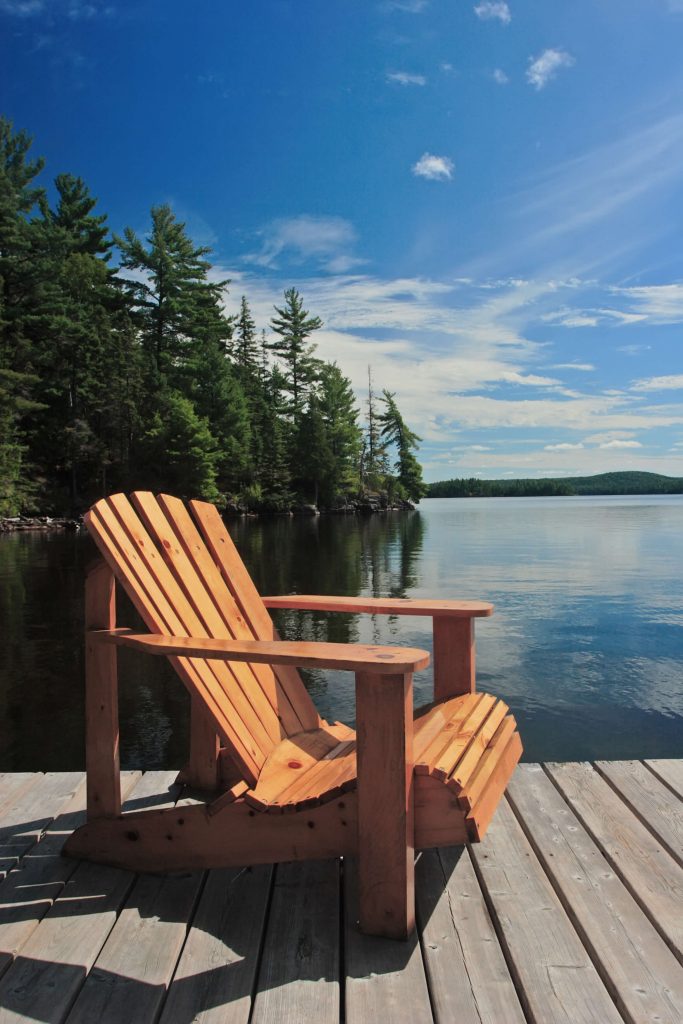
[0,764,680,1023]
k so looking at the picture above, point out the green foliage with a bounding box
[0,116,426,516]
[135,389,222,504]
[268,287,322,421]
[377,390,428,501]
[427,472,683,498]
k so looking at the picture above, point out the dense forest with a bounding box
[0,117,427,518]
[428,471,683,498]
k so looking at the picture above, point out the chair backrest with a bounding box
[85,492,320,784]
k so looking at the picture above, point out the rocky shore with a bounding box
[0,516,82,533]
[2,495,416,532]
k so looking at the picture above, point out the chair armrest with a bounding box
[262,595,493,617]
[91,628,430,674]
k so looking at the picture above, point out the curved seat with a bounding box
[247,692,521,842]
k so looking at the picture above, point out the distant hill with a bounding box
[427,471,683,498]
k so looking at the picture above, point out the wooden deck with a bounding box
[0,761,680,1023]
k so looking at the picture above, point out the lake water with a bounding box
[1,495,681,770]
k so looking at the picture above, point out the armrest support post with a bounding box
[433,616,475,700]
[355,670,415,939]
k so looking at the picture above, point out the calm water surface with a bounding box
[1,495,682,769]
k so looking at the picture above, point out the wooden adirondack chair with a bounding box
[63,492,522,939]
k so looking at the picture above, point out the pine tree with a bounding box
[362,366,389,491]
[317,362,362,501]
[377,390,427,501]
[293,397,333,506]
[233,295,260,372]
[268,288,322,421]
[116,204,228,382]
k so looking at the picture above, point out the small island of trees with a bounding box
[0,117,427,518]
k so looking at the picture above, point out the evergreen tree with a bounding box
[268,288,322,421]
[135,388,221,504]
[293,396,333,506]
[317,362,362,500]
[233,295,260,372]
[378,390,427,501]
[116,204,228,382]
[362,366,389,491]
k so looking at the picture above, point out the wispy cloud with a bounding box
[245,215,363,273]
[526,48,575,90]
[631,374,683,392]
[386,71,426,86]
[549,363,595,372]
[382,0,428,11]
[474,2,511,24]
[612,283,683,323]
[492,68,509,84]
[0,0,112,15]
[412,153,454,181]
[544,442,584,451]
[599,439,643,449]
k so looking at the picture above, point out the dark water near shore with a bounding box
[1,495,682,769]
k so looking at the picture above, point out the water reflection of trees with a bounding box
[230,512,425,699]
[231,511,424,639]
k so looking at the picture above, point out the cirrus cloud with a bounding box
[474,2,511,24]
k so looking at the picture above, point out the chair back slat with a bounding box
[189,498,320,732]
[155,494,303,737]
[87,502,262,780]
[89,496,272,781]
[130,492,282,746]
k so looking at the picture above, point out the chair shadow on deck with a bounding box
[0,810,464,1023]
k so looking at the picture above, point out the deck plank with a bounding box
[0,773,160,1024]
[64,771,188,1024]
[595,760,683,866]
[470,797,623,1024]
[251,859,340,1024]
[159,865,273,1024]
[416,846,525,1024]
[509,763,683,1024]
[645,759,683,801]
[547,761,683,964]
[0,771,141,979]
[345,858,434,1024]
[0,772,85,878]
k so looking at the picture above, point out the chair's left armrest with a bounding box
[91,628,430,674]
[262,594,491,701]
[262,595,493,617]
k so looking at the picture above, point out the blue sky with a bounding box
[3,0,683,481]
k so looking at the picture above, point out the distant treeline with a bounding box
[0,117,427,518]
[427,471,683,498]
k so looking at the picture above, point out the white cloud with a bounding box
[612,283,683,323]
[492,68,509,85]
[526,49,575,90]
[440,62,456,74]
[599,440,643,449]
[245,215,362,273]
[549,363,595,372]
[412,153,454,181]
[474,2,511,24]
[386,71,427,86]
[544,443,585,451]
[631,374,683,392]
[617,343,651,354]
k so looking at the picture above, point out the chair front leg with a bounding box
[355,670,415,940]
